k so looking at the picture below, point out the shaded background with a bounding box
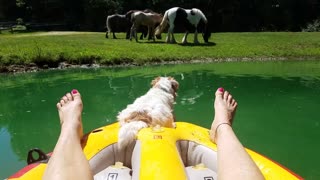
[0,0,319,32]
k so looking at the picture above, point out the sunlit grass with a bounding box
[0,31,319,67]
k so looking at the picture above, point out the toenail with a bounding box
[72,89,78,94]
[218,87,224,92]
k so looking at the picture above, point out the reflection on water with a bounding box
[0,61,319,179]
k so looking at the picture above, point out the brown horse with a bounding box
[106,13,148,40]
[129,11,163,42]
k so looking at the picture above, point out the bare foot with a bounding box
[56,89,83,139]
[210,87,237,143]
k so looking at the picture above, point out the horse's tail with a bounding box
[155,10,169,36]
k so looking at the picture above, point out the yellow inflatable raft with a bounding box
[8,122,303,180]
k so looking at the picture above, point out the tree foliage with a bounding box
[302,19,320,32]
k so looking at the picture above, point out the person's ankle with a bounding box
[61,125,82,138]
[214,124,232,144]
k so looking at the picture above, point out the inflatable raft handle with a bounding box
[27,148,49,165]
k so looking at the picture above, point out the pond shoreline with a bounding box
[1,32,319,74]
[0,56,319,74]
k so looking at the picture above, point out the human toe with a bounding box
[223,91,229,100]
[59,99,65,106]
[231,99,236,105]
[71,89,81,100]
[62,96,68,103]
[66,93,73,101]
[56,102,62,109]
[227,94,233,104]
[233,102,238,108]
[215,87,224,97]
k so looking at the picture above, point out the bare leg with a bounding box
[210,88,264,180]
[43,90,93,180]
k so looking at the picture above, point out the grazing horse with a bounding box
[105,14,131,39]
[155,7,211,44]
[129,11,163,42]
[105,13,148,39]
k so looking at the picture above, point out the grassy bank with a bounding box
[0,31,319,71]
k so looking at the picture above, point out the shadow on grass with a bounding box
[178,42,217,47]
[135,41,217,46]
[105,37,130,40]
[142,41,167,44]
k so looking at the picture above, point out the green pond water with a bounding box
[0,61,319,179]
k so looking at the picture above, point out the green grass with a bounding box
[0,31,319,68]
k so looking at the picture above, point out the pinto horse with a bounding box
[128,11,163,42]
[105,13,148,39]
[155,7,211,44]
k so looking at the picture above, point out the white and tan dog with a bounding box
[117,76,179,149]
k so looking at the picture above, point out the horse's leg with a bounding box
[130,24,135,41]
[150,27,156,42]
[105,30,108,38]
[171,31,177,44]
[134,24,139,42]
[113,32,117,39]
[166,27,173,43]
[141,26,147,39]
[139,27,144,40]
[194,29,199,44]
[166,29,170,43]
[182,32,189,44]
[168,23,176,44]
[148,26,154,40]
[126,29,130,39]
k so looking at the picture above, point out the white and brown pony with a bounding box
[155,7,211,44]
[128,11,163,42]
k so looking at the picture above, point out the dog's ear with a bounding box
[151,76,161,87]
[168,77,179,92]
